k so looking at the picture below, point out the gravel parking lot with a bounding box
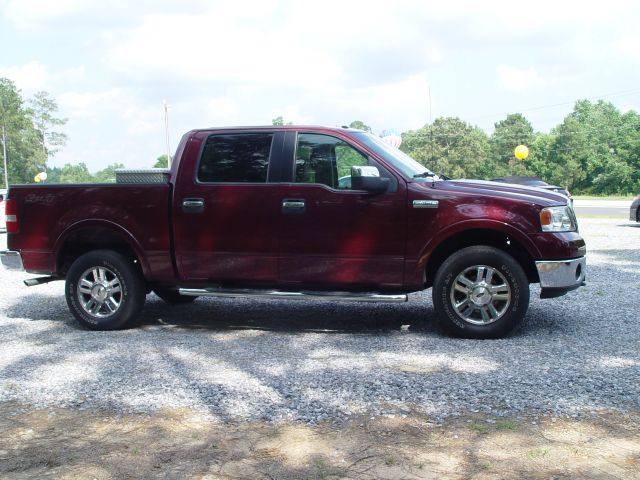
[0,217,639,424]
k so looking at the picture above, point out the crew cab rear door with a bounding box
[172,130,285,284]
[277,131,406,289]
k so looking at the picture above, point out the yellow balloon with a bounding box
[514,145,529,160]
[34,175,41,182]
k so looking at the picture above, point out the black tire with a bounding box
[152,288,197,304]
[65,250,146,330]
[432,246,529,339]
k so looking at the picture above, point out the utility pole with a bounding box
[1,124,8,190]
[429,86,434,168]
[162,100,171,168]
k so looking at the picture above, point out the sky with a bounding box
[1,0,639,172]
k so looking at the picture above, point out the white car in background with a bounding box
[0,189,6,233]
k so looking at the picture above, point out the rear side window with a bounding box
[198,133,273,183]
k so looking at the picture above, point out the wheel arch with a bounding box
[421,222,540,289]
[54,220,149,278]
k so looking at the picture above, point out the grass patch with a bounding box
[573,195,636,201]
[480,461,494,470]
[469,422,489,434]
[527,447,550,459]
[495,420,519,431]
[575,213,627,219]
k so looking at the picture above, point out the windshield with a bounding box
[351,132,440,181]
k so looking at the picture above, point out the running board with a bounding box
[178,288,408,303]
[24,276,60,287]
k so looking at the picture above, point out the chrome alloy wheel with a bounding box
[450,265,511,325]
[77,266,122,318]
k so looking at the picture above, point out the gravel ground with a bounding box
[0,217,639,424]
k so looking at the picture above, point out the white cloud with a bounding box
[102,10,341,87]
[0,61,47,91]
[4,0,88,30]
[59,89,164,136]
[0,61,85,94]
[615,33,640,60]
[4,0,640,172]
[58,89,126,118]
[496,65,547,93]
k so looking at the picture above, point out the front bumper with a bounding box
[0,250,24,270]
[536,256,586,298]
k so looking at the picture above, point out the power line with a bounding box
[465,88,640,121]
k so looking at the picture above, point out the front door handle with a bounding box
[282,199,305,214]
[182,198,205,213]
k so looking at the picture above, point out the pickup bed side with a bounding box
[6,184,172,280]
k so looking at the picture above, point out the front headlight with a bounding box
[540,206,576,232]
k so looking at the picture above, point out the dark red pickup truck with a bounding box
[1,126,586,338]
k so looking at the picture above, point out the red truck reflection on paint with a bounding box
[1,126,586,338]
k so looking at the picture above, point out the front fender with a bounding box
[418,219,541,268]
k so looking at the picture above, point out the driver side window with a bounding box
[295,133,368,190]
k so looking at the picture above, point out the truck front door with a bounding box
[277,131,406,290]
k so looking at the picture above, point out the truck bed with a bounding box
[7,183,173,280]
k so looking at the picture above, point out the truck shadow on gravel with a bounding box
[3,291,438,334]
[138,294,437,334]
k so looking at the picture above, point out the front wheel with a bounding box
[65,250,146,330]
[432,246,529,339]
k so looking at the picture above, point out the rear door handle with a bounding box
[182,198,204,213]
[282,199,305,214]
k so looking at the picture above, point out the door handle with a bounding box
[282,199,305,214]
[182,198,205,213]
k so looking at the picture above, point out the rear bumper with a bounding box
[0,250,24,270]
[536,256,586,298]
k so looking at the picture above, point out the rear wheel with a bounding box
[432,246,529,339]
[65,250,146,330]
[153,288,197,304]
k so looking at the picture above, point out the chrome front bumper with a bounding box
[536,256,586,293]
[0,250,24,270]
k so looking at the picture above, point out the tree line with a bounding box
[2,75,639,194]
[398,101,640,195]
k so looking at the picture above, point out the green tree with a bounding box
[28,91,68,158]
[525,132,555,181]
[94,163,125,183]
[490,113,535,176]
[401,117,493,179]
[153,154,169,168]
[348,120,372,132]
[44,165,63,183]
[547,100,639,194]
[57,163,94,183]
[271,116,292,126]
[0,78,43,186]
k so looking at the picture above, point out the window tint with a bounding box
[198,133,273,183]
[295,133,368,189]
[295,133,398,191]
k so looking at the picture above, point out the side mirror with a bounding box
[351,166,389,194]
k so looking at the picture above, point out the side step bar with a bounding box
[178,288,408,303]
[24,276,60,287]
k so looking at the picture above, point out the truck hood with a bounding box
[427,179,570,207]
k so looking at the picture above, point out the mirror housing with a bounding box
[351,166,389,194]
